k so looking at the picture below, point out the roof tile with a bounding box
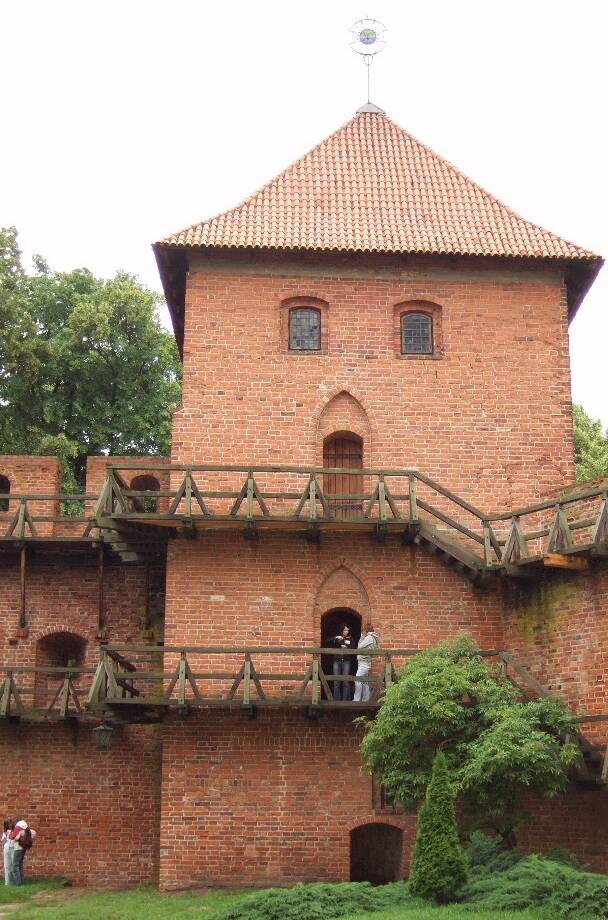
[155,109,602,344]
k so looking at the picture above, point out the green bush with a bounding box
[465,830,524,878]
[463,853,608,918]
[409,750,467,902]
[213,881,416,920]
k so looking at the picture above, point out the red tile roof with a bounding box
[157,110,598,263]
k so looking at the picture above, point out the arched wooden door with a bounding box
[323,433,363,519]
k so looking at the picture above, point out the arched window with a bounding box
[401,312,433,355]
[0,475,9,513]
[289,307,321,351]
[130,474,160,513]
[323,433,363,519]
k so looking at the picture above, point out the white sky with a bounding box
[1,0,606,427]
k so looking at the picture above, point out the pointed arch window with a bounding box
[401,312,433,355]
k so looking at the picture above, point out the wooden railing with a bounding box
[0,665,96,719]
[85,645,502,711]
[2,467,608,576]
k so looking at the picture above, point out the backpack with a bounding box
[20,828,33,851]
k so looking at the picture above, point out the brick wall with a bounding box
[0,556,164,661]
[173,254,575,510]
[0,721,162,887]
[0,456,61,537]
[159,710,417,890]
[502,567,608,742]
[164,532,505,651]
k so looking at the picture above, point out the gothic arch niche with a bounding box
[350,823,403,884]
[314,565,371,629]
[34,631,87,708]
[316,391,371,465]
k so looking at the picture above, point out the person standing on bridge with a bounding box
[353,623,380,703]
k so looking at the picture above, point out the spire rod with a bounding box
[349,18,387,108]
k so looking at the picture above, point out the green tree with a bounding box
[360,636,579,841]
[573,404,608,482]
[0,227,181,487]
[409,750,467,902]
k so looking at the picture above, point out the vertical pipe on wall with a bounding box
[97,545,105,637]
[19,545,27,630]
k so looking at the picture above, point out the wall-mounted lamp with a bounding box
[93,720,115,750]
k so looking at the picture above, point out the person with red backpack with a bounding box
[8,820,35,885]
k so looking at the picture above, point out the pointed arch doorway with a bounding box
[320,608,362,701]
[323,432,363,519]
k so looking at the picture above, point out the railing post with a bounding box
[184,471,192,518]
[243,654,252,705]
[308,477,317,522]
[311,654,320,706]
[408,475,419,523]
[384,654,392,692]
[177,652,187,705]
[246,470,254,519]
[0,673,12,717]
[378,476,387,523]
[482,521,493,566]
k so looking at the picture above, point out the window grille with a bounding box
[401,312,433,354]
[289,308,321,351]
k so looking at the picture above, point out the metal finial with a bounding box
[349,18,387,105]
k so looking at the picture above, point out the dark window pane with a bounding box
[402,312,433,354]
[380,785,396,810]
[289,308,321,350]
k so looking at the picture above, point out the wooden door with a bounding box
[323,434,363,519]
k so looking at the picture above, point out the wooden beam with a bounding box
[544,553,590,571]
[19,545,27,631]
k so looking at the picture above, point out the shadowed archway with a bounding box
[350,823,403,884]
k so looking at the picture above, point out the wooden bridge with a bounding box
[1,464,608,584]
[2,643,608,789]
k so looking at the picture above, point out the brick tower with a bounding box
[150,105,604,888]
[1,104,607,890]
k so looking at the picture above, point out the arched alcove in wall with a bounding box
[130,474,160,512]
[313,565,371,629]
[0,474,10,513]
[34,631,87,707]
[316,391,371,465]
[350,823,403,884]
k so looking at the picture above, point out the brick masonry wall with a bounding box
[501,567,608,742]
[159,710,417,890]
[164,532,505,651]
[0,721,162,887]
[0,456,61,537]
[0,556,164,661]
[174,255,575,510]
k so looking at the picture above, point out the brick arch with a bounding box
[312,563,372,634]
[314,389,373,467]
[32,623,96,652]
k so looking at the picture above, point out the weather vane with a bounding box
[349,18,387,104]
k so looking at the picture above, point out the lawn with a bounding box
[2,881,546,920]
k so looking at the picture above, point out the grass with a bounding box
[4,882,546,920]
[0,878,66,904]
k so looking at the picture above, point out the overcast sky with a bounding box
[1,0,606,426]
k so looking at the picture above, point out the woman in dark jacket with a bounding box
[328,625,354,701]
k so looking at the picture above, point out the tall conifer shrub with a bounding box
[408,749,467,903]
